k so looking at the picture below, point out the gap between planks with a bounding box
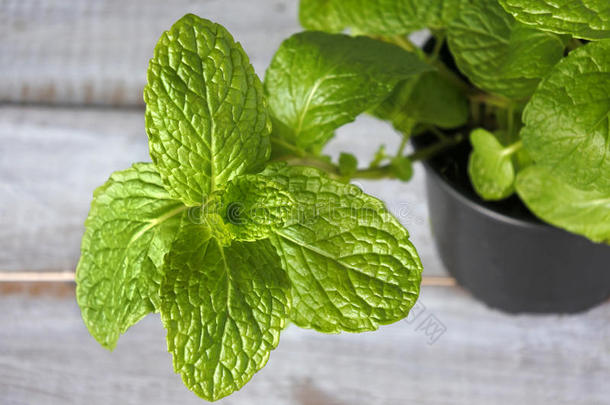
[0,272,456,286]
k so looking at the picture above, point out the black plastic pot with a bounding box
[414,135,610,313]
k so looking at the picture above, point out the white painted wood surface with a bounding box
[0,0,427,107]
[1,283,609,405]
[0,0,300,106]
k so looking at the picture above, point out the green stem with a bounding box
[391,35,420,54]
[276,132,465,181]
[352,166,395,180]
[428,125,449,141]
[469,92,511,109]
[501,140,523,157]
[275,155,340,178]
[270,137,306,157]
[396,122,414,157]
[431,32,446,61]
[397,135,409,157]
[352,133,465,180]
[408,132,465,162]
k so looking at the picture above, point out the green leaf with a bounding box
[160,221,290,401]
[448,0,565,99]
[338,152,358,177]
[76,163,186,349]
[516,166,610,243]
[299,0,459,34]
[299,0,344,32]
[219,174,295,241]
[498,0,610,40]
[468,129,516,200]
[390,156,414,181]
[264,31,431,153]
[261,163,422,333]
[521,40,610,192]
[144,14,270,206]
[374,70,469,130]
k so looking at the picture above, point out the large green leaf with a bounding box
[262,163,422,333]
[160,221,290,401]
[521,40,610,192]
[264,31,431,153]
[299,0,459,34]
[516,166,610,243]
[144,14,270,206]
[374,70,469,131]
[468,129,516,200]
[498,0,610,40]
[76,163,186,349]
[448,0,565,99]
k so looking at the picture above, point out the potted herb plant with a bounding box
[75,0,610,402]
[297,0,610,312]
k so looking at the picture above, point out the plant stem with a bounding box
[352,166,395,179]
[275,155,340,177]
[271,137,306,157]
[396,122,414,157]
[275,132,464,181]
[501,140,523,157]
[408,132,465,162]
[397,135,409,157]
[391,35,420,54]
[469,92,511,109]
[352,133,465,180]
[431,31,446,61]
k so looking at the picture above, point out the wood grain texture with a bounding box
[0,0,429,107]
[0,106,445,275]
[0,0,300,106]
[0,107,149,271]
[1,284,608,405]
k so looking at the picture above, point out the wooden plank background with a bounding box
[1,1,609,404]
[0,0,299,106]
[3,283,609,405]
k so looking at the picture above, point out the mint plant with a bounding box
[298,0,610,243]
[76,14,423,401]
[77,2,610,400]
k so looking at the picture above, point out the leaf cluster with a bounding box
[301,0,610,243]
[78,1,610,400]
[77,14,423,401]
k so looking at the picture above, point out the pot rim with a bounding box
[420,159,553,231]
